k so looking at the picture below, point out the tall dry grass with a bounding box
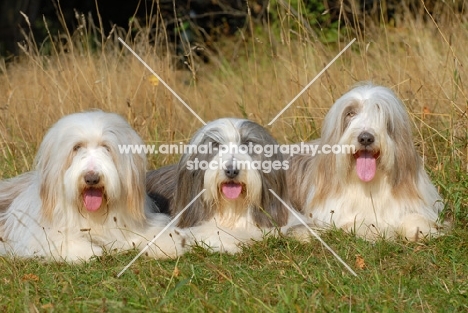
[0,3,466,188]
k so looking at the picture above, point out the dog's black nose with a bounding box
[224,166,239,179]
[358,132,375,146]
[84,172,100,185]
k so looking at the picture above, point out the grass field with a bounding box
[0,3,467,312]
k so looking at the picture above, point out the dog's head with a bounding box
[319,84,420,187]
[36,111,147,222]
[174,118,289,228]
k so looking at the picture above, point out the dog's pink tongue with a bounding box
[222,183,243,199]
[83,188,103,211]
[356,151,376,182]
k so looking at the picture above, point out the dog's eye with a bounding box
[73,144,82,151]
[211,142,220,148]
[343,109,357,131]
[102,144,111,152]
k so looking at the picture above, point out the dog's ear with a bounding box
[375,92,422,197]
[113,124,148,223]
[310,150,340,205]
[37,135,66,222]
[390,114,421,198]
[39,169,57,222]
[173,163,212,227]
[252,166,289,227]
[38,143,83,221]
[124,150,147,223]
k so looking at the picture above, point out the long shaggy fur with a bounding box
[287,84,447,241]
[0,171,35,213]
[0,111,187,261]
[147,118,291,253]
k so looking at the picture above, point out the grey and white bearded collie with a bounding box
[147,118,294,253]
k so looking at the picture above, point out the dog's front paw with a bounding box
[143,227,191,259]
[397,213,441,241]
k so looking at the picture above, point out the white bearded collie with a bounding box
[147,118,293,253]
[0,111,187,261]
[287,84,448,241]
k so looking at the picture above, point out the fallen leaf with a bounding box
[41,303,54,309]
[22,273,39,282]
[422,106,432,119]
[148,76,159,86]
[355,255,366,270]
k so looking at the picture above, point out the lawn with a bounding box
[0,3,467,312]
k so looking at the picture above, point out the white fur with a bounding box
[289,84,447,241]
[187,211,303,254]
[309,171,442,239]
[0,111,188,262]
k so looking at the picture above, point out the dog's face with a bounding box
[321,84,417,184]
[65,138,120,213]
[339,98,385,182]
[175,118,289,228]
[196,119,267,206]
[36,111,147,221]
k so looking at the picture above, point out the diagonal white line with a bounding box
[269,189,358,276]
[268,38,357,126]
[118,37,206,126]
[117,189,206,277]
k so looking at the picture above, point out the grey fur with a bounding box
[146,118,290,228]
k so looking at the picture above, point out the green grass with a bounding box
[1,229,468,312]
